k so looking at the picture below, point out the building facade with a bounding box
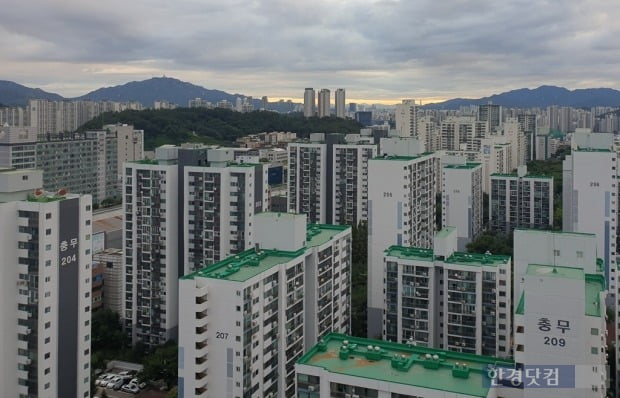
[0,126,37,169]
[0,169,92,398]
[318,89,331,118]
[383,227,512,358]
[303,88,316,118]
[490,168,553,234]
[93,248,124,315]
[367,151,440,338]
[335,88,345,118]
[442,162,483,250]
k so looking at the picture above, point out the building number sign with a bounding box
[538,317,569,347]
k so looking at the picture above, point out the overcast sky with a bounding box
[2,0,619,103]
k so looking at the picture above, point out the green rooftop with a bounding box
[133,158,160,165]
[443,162,481,169]
[26,193,66,203]
[490,173,552,179]
[297,333,514,397]
[181,247,305,282]
[372,152,434,161]
[445,252,510,267]
[385,246,434,262]
[436,226,456,238]
[307,224,349,247]
[575,147,612,152]
[516,265,606,317]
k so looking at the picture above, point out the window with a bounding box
[45,368,50,375]
[46,213,51,219]
[44,352,50,359]
[44,306,51,313]
[45,228,51,235]
[553,249,560,256]
[45,260,51,267]
[577,251,583,259]
[45,244,52,251]
[45,322,50,329]
[591,347,598,355]
[45,337,50,344]
[591,328,599,335]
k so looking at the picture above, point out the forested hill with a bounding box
[80,108,362,150]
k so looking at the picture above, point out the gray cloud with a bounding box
[1,0,619,100]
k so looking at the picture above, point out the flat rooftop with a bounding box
[297,333,514,397]
[306,224,349,247]
[443,162,481,169]
[182,247,305,282]
[516,265,605,317]
[371,152,434,161]
[385,246,510,267]
[491,173,552,179]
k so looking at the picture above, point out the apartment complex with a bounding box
[383,227,512,358]
[296,333,517,398]
[0,169,92,398]
[490,166,554,234]
[103,123,145,176]
[367,149,440,337]
[178,213,351,398]
[442,161,483,250]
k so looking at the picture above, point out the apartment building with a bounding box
[395,99,419,138]
[440,116,488,152]
[123,147,179,346]
[103,123,145,176]
[296,333,518,398]
[383,227,511,358]
[513,264,607,398]
[183,161,268,273]
[490,166,553,234]
[289,133,377,225]
[0,168,92,398]
[178,213,351,398]
[36,130,119,205]
[367,149,440,337]
[93,248,124,315]
[0,126,37,169]
[442,161,483,250]
[332,142,376,226]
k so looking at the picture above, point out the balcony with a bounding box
[195,384,208,398]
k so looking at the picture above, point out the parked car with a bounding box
[106,376,122,389]
[111,378,125,390]
[96,374,113,386]
[121,384,140,394]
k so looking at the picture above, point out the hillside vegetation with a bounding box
[80,108,362,150]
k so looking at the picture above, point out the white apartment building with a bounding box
[303,88,316,118]
[440,116,488,152]
[296,333,518,398]
[490,166,554,234]
[123,146,179,346]
[0,168,92,398]
[288,140,327,223]
[367,150,440,337]
[183,162,268,273]
[513,264,607,398]
[335,88,346,118]
[0,126,37,169]
[442,161,483,250]
[383,227,512,358]
[103,123,145,176]
[93,248,124,315]
[417,115,440,152]
[332,143,377,226]
[395,99,419,138]
[178,213,351,398]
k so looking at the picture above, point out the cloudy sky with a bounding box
[2,0,619,103]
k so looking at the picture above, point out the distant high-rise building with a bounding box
[477,103,502,131]
[355,111,372,126]
[348,102,357,113]
[303,88,315,117]
[0,169,92,398]
[103,123,144,176]
[318,89,331,118]
[261,96,269,110]
[0,125,37,169]
[395,99,418,137]
[335,88,346,118]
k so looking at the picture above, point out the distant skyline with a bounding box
[1,0,619,103]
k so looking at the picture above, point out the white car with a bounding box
[106,376,122,389]
[96,374,113,386]
[121,384,140,394]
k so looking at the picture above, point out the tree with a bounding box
[466,231,512,256]
[350,221,368,337]
[139,340,178,388]
[166,386,179,398]
[91,309,129,352]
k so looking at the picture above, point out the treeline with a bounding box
[79,108,362,150]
